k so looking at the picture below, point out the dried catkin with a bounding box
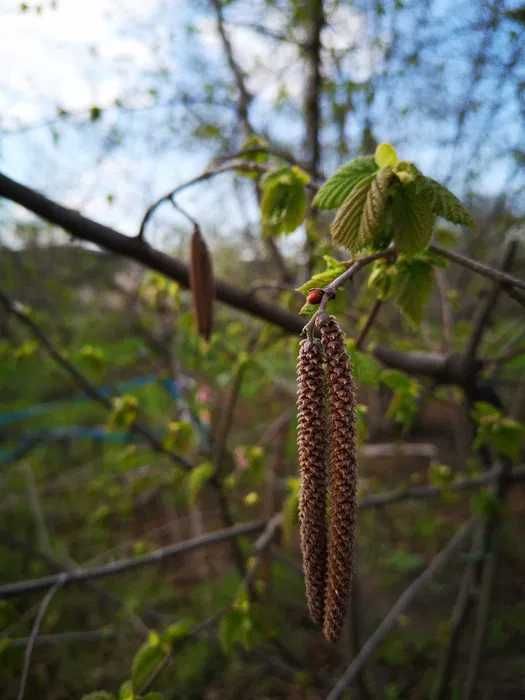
[296,337,328,625]
[318,314,358,642]
[189,224,215,341]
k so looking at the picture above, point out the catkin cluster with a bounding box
[296,315,358,642]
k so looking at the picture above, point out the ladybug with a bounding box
[306,288,324,305]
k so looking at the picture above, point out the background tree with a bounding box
[0,1,524,698]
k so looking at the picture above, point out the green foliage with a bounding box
[330,177,373,252]
[368,254,437,325]
[381,369,421,428]
[470,489,502,520]
[316,145,473,258]
[392,181,435,255]
[219,593,255,654]
[131,632,169,693]
[296,255,346,294]
[374,142,399,168]
[419,177,475,228]
[472,402,525,461]
[81,693,115,700]
[347,343,382,386]
[260,166,310,236]
[109,394,139,429]
[187,461,215,504]
[164,420,194,453]
[385,548,424,574]
[313,156,378,210]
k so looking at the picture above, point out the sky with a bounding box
[0,0,523,251]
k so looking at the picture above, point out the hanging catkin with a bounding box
[296,337,328,625]
[318,314,358,642]
[189,224,215,341]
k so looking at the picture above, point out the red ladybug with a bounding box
[307,288,324,305]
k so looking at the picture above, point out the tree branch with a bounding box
[0,520,266,600]
[303,0,325,178]
[1,171,523,386]
[0,171,305,335]
[17,578,65,700]
[464,241,518,366]
[359,464,525,509]
[430,243,525,295]
[210,0,253,134]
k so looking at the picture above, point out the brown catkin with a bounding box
[318,315,358,642]
[189,224,215,341]
[296,337,329,625]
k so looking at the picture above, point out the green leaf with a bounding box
[131,638,166,693]
[385,548,423,574]
[375,143,399,169]
[261,167,309,235]
[347,345,382,386]
[240,134,269,163]
[330,177,373,252]
[392,182,435,255]
[164,420,194,453]
[108,395,139,429]
[162,619,192,644]
[295,260,346,294]
[381,369,421,429]
[419,177,474,228]
[390,257,435,325]
[472,402,525,461]
[118,681,134,700]
[219,606,254,654]
[81,693,115,700]
[359,167,395,246]
[313,156,377,210]
[187,462,214,504]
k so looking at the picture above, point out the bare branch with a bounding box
[138,161,267,240]
[0,520,266,600]
[359,464,525,509]
[210,0,253,134]
[326,521,475,700]
[17,577,65,700]
[430,243,525,295]
[355,299,382,351]
[9,628,116,648]
[464,241,519,365]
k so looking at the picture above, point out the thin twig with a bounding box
[359,464,525,509]
[430,243,525,294]
[326,521,475,700]
[137,161,267,239]
[17,576,65,700]
[432,545,476,700]
[210,0,253,133]
[303,249,394,336]
[10,628,116,647]
[355,299,382,351]
[0,520,266,600]
[464,241,518,365]
[462,549,497,700]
